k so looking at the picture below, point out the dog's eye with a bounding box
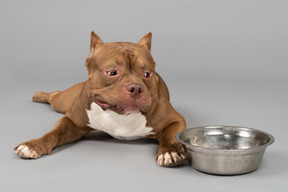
[106,70,118,76]
[143,72,152,79]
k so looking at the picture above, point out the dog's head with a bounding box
[85,32,159,114]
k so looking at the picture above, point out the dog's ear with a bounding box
[90,31,103,53]
[138,32,152,51]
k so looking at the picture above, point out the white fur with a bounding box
[16,145,38,158]
[164,152,173,165]
[157,154,164,166]
[157,152,185,166]
[86,102,155,140]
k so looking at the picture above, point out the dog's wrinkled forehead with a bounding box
[90,43,155,70]
[85,32,155,72]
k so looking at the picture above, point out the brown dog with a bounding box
[14,32,187,167]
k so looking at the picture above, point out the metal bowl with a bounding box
[176,126,274,175]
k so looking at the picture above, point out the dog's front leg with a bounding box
[14,115,92,159]
[156,121,187,167]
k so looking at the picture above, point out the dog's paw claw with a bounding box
[157,154,165,166]
[15,145,39,159]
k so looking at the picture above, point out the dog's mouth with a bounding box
[95,98,141,114]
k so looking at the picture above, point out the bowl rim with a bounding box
[176,125,275,153]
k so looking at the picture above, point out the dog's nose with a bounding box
[126,83,144,96]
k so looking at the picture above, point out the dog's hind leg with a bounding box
[33,91,61,104]
[33,82,85,114]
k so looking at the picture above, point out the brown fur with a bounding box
[15,32,187,167]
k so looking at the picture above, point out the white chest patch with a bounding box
[86,102,155,140]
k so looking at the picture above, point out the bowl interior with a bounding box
[179,126,273,150]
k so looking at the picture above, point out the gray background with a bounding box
[1,0,287,191]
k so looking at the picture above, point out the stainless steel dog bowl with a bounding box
[176,126,274,175]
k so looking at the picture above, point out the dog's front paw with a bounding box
[157,151,186,167]
[15,145,40,159]
[14,140,52,159]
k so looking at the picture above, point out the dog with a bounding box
[14,32,187,167]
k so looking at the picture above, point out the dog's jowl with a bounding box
[14,32,187,167]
